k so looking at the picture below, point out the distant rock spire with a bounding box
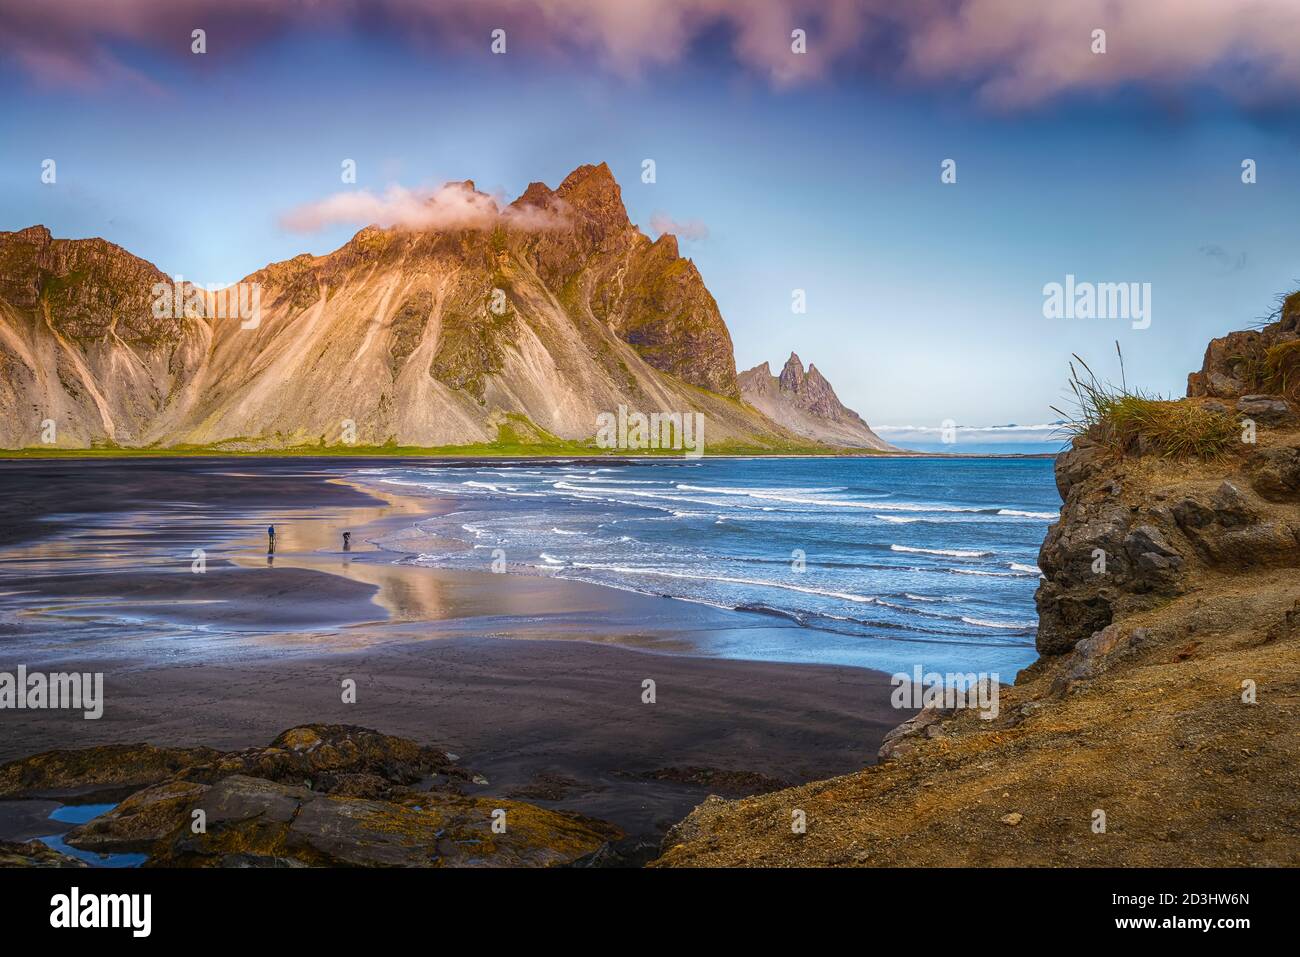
[779,352,806,392]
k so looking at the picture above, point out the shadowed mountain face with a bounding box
[738,353,894,450]
[0,163,807,451]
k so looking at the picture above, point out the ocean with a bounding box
[361,456,1060,678]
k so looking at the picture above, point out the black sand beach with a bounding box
[0,458,907,844]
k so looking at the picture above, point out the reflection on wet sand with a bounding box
[0,469,803,664]
[228,483,469,623]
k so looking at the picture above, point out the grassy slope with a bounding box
[0,442,887,459]
[0,412,881,459]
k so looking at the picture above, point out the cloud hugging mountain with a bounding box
[0,163,884,452]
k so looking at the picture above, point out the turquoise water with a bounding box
[363,456,1059,676]
[40,803,146,867]
[48,803,116,824]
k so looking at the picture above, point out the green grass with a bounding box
[0,408,897,460]
[0,442,877,459]
[1054,343,1239,461]
[0,425,867,460]
[1,429,891,460]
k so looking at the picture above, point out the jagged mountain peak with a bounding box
[510,181,558,210]
[559,161,617,190]
[779,352,806,391]
[740,355,893,451]
[555,162,628,228]
[6,225,53,245]
[0,165,801,448]
[651,232,680,257]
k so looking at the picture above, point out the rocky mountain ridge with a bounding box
[739,353,894,450]
[0,164,877,452]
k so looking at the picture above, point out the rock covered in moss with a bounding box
[79,774,620,868]
[36,724,624,868]
[173,724,471,792]
[0,839,88,868]
[63,779,209,853]
[0,743,220,800]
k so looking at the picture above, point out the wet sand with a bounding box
[0,458,909,842]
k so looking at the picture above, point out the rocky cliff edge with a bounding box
[655,298,1300,866]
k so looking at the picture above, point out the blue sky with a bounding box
[3,5,1300,442]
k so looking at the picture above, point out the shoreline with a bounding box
[0,458,916,845]
[0,634,907,843]
[0,449,1061,461]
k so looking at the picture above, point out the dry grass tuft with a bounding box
[1054,343,1238,460]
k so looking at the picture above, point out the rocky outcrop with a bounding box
[0,742,220,800]
[0,840,87,868]
[2,724,620,867]
[1187,292,1300,402]
[0,164,815,451]
[1036,295,1300,656]
[0,225,211,448]
[168,724,471,793]
[654,303,1300,867]
[73,774,617,868]
[738,354,894,450]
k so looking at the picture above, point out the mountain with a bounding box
[656,297,1300,866]
[738,353,894,450]
[0,164,818,452]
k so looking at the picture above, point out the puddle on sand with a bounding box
[48,803,116,824]
[38,803,146,868]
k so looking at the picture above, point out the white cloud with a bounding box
[280,181,569,233]
[874,423,1066,444]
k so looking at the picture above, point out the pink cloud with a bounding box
[649,212,710,242]
[0,0,864,90]
[5,1,1300,106]
[280,181,569,233]
[899,0,1300,108]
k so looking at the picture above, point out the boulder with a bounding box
[1035,585,1115,656]
[1051,625,1152,693]
[1248,445,1300,500]
[1236,395,1294,425]
[877,708,949,761]
[1187,329,1264,399]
